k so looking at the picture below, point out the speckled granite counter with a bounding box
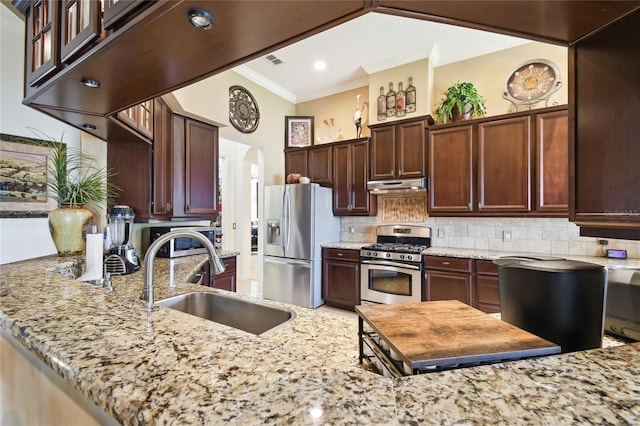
[1,254,639,424]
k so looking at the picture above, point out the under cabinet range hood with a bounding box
[367,178,427,194]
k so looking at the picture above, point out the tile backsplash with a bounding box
[340,196,640,259]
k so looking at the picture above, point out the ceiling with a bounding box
[234,12,531,104]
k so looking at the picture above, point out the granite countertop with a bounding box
[1,254,639,424]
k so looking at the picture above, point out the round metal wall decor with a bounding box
[229,85,260,133]
[502,59,562,111]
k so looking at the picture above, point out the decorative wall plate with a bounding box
[229,85,260,133]
[503,59,562,110]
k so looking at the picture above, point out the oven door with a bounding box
[360,260,422,305]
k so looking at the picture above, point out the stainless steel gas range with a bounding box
[360,225,432,305]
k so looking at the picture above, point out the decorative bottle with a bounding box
[406,77,416,113]
[396,81,406,117]
[377,86,387,121]
[386,82,396,118]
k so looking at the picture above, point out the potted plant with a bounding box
[434,82,487,124]
[45,137,119,256]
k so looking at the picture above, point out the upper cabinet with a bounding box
[25,0,60,87]
[333,138,377,216]
[59,0,101,64]
[570,11,640,240]
[115,100,154,140]
[428,106,568,217]
[284,144,333,186]
[173,116,219,219]
[369,117,427,180]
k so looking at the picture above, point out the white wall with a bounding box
[0,5,83,265]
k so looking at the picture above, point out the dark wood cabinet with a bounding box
[201,256,237,292]
[308,145,333,186]
[173,117,219,219]
[570,11,640,240]
[333,138,377,216]
[322,247,360,311]
[369,117,426,180]
[284,150,308,179]
[116,100,153,140]
[60,0,101,63]
[422,256,473,305]
[103,0,148,30]
[428,106,567,217]
[474,259,500,313]
[25,0,60,87]
[536,110,568,213]
[107,98,172,222]
[477,115,531,213]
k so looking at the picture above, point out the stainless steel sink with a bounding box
[156,292,296,336]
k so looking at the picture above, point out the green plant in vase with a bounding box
[434,81,487,124]
[44,136,119,256]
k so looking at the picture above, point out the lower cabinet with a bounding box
[474,259,500,313]
[422,256,473,305]
[322,247,360,311]
[202,256,237,292]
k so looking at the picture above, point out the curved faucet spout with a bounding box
[143,229,226,308]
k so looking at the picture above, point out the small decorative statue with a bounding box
[353,94,364,138]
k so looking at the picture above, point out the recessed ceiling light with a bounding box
[80,78,101,88]
[188,8,214,29]
[81,123,96,130]
[314,61,327,71]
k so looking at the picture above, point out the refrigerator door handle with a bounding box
[283,186,291,255]
[281,186,288,255]
[264,256,311,267]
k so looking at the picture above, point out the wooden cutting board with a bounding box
[356,300,560,372]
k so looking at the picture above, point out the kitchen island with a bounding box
[1,254,638,424]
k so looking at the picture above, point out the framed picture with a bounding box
[0,133,61,218]
[285,116,314,148]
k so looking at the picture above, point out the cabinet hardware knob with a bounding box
[337,253,343,257]
[442,261,450,265]
[478,202,481,209]
[467,202,472,210]
[186,204,191,212]
[166,202,171,211]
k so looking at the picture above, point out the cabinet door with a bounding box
[107,141,153,220]
[428,126,474,214]
[350,139,377,215]
[152,98,172,217]
[332,143,352,215]
[477,116,531,212]
[536,110,568,213]
[474,260,500,313]
[285,150,308,178]
[211,257,236,292]
[396,120,426,178]
[60,0,100,63]
[308,145,333,186]
[184,119,219,216]
[322,258,360,311]
[370,126,396,180]
[424,270,472,305]
[103,0,147,30]
[25,0,60,86]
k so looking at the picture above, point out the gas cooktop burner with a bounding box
[362,242,427,254]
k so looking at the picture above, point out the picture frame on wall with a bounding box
[285,116,314,149]
[0,133,61,218]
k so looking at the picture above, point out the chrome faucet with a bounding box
[142,229,226,308]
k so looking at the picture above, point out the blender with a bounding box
[105,205,140,275]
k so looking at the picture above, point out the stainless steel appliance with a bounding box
[360,225,432,305]
[105,205,140,275]
[263,184,339,308]
[367,177,427,194]
[604,268,640,342]
[149,226,217,258]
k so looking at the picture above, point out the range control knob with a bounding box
[407,255,413,261]
[399,254,406,260]
[385,252,392,258]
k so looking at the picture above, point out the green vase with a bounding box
[48,204,94,256]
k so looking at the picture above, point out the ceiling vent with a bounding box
[265,54,284,66]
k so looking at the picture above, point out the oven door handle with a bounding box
[360,259,421,270]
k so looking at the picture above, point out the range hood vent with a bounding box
[367,178,427,194]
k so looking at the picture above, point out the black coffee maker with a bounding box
[105,205,140,275]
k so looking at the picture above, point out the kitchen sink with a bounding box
[155,292,296,336]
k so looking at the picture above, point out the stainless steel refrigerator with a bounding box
[263,183,339,308]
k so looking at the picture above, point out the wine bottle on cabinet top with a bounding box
[386,82,396,118]
[377,86,387,121]
[406,77,416,113]
[396,81,406,117]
